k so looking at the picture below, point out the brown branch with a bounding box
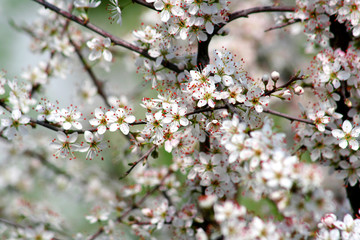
[87,227,104,240]
[265,19,301,32]
[120,145,156,179]
[132,0,156,10]
[32,0,182,73]
[228,6,295,22]
[69,37,111,107]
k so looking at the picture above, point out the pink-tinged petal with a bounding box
[120,123,129,135]
[342,120,352,133]
[68,132,78,143]
[84,131,93,142]
[332,129,345,138]
[339,139,348,149]
[125,115,135,123]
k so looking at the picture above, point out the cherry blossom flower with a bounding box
[332,120,360,150]
[87,37,112,62]
[152,0,184,22]
[307,110,330,132]
[85,210,109,224]
[244,87,269,113]
[333,214,360,239]
[108,108,135,135]
[35,101,57,122]
[214,201,246,222]
[50,132,79,159]
[163,104,189,132]
[56,108,83,130]
[1,109,30,140]
[89,108,112,134]
[192,83,219,108]
[79,131,108,160]
[141,199,176,229]
[337,160,360,187]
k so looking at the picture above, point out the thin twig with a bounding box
[0,217,26,229]
[69,37,111,107]
[23,150,73,179]
[120,145,156,179]
[32,0,182,73]
[265,19,301,32]
[264,73,305,96]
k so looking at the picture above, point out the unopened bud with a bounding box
[293,85,304,95]
[281,89,292,101]
[262,74,269,87]
[271,71,280,81]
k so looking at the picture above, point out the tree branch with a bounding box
[120,145,156,179]
[32,0,182,73]
[69,37,111,107]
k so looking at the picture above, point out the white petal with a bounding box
[339,139,348,149]
[332,129,345,138]
[84,131,93,142]
[342,120,352,133]
[120,123,129,135]
[103,50,112,62]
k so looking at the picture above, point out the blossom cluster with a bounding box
[294,0,360,45]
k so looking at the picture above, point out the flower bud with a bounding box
[293,85,304,95]
[281,89,292,101]
[271,71,280,81]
